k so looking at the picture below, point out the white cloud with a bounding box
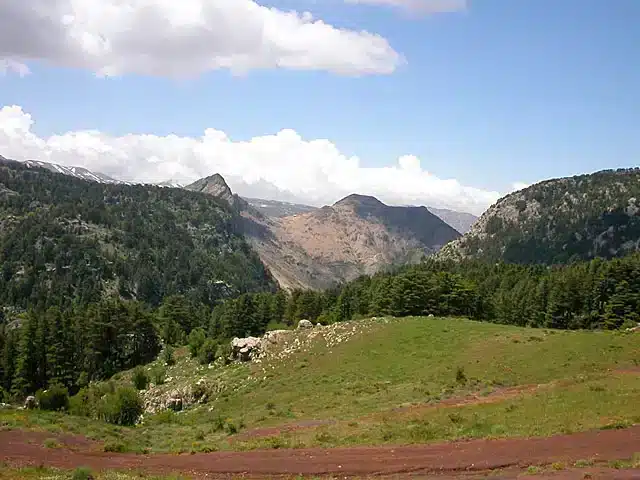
[0,105,502,215]
[512,182,530,191]
[345,0,467,14]
[0,0,401,77]
[0,59,30,77]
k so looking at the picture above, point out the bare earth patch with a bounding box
[2,426,640,479]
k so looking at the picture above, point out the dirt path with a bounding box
[2,426,640,478]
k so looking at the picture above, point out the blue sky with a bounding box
[0,0,638,214]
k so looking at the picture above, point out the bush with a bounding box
[152,366,166,385]
[99,387,143,426]
[162,346,176,366]
[215,342,232,365]
[198,339,219,365]
[69,388,93,417]
[132,366,149,390]
[188,328,207,358]
[72,467,95,480]
[455,366,467,384]
[36,384,69,411]
[103,441,127,453]
[69,386,104,418]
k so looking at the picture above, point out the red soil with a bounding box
[2,426,640,479]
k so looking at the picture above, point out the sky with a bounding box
[0,0,638,215]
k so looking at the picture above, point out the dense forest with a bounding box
[0,159,276,311]
[206,253,640,337]
[5,253,639,400]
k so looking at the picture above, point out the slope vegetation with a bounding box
[439,168,640,264]
[0,158,275,310]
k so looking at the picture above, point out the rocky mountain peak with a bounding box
[333,194,385,210]
[186,174,238,207]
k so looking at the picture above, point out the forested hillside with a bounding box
[0,159,275,311]
[438,168,640,264]
[0,159,279,399]
[207,253,640,335]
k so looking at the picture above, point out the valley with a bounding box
[1,158,640,480]
[2,4,638,478]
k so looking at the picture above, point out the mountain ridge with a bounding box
[438,168,640,264]
[0,156,276,310]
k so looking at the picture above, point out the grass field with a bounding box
[1,316,639,453]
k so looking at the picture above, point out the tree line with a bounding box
[2,253,640,401]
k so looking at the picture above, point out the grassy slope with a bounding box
[1,317,639,453]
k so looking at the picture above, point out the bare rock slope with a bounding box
[187,176,460,290]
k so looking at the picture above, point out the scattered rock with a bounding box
[24,396,37,410]
[231,336,262,362]
[298,319,313,329]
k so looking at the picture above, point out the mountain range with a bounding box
[185,174,460,289]
[4,155,640,292]
[2,157,472,289]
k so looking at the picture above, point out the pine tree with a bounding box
[45,307,75,388]
[1,327,18,393]
[12,312,39,397]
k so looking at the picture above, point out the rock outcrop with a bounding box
[297,319,313,329]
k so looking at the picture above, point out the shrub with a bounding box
[212,415,226,432]
[455,366,467,384]
[103,441,127,453]
[43,438,59,448]
[69,385,106,417]
[215,342,232,365]
[99,387,144,426]
[36,384,69,411]
[152,366,166,385]
[162,345,176,366]
[188,328,207,358]
[132,366,149,390]
[72,467,95,480]
[198,339,219,365]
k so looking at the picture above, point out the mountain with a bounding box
[244,197,318,218]
[426,207,477,234]
[438,168,640,264]
[190,177,461,289]
[157,179,185,188]
[185,174,249,211]
[245,197,477,232]
[0,157,276,310]
[3,157,125,184]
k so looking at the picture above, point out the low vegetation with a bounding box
[1,316,638,454]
